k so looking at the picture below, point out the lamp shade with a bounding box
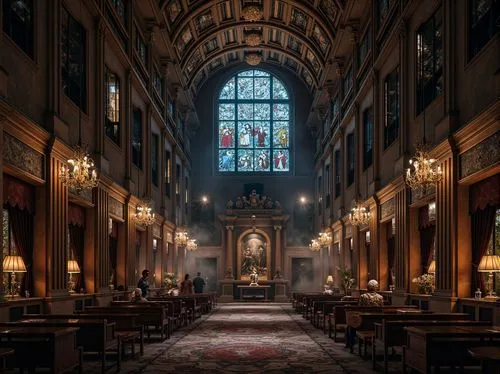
[67,260,81,274]
[428,260,436,274]
[2,255,26,273]
[478,254,500,272]
[326,275,334,284]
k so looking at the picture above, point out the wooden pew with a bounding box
[303,295,344,320]
[0,319,117,373]
[85,305,170,341]
[319,300,358,334]
[23,313,144,357]
[0,326,82,374]
[372,319,491,373]
[404,325,500,373]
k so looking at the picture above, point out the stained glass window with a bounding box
[217,70,290,173]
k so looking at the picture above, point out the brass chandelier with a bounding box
[318,232,332,247]
[405,147,442,191]
[246,33,262,47]
[349,203,370,226]
[241,5,263,22]
[309,239,320,251]
[246,53,261,66]
[60,146,98,192]
[175,231,189,246]
[186,239,198,251]
[134,198,155,226]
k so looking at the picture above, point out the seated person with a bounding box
[131,287,147,303]
[359,279,384,306]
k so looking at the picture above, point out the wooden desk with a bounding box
[405,325,500,373]
[469,346,500,373]
[237,285,271,301]
[0,326,81,373]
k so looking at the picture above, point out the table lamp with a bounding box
[326,275,334,286]
[67,260,80,293]
[3,255,27,297]
[477,253,500,300]
[427,260,436,274]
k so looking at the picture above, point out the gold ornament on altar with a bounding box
[241,5,264,22]
[349,203,370,226]
[60,146,99,192]
[246,53,261,66]
[134,199,155,226]
[405,147,442,191]
[246,33,262,47]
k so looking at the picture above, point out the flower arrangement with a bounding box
[338,267,355,295]
[412,273,435,294]
[163,272,179,291]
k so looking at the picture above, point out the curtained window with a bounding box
[2,175,34,297]
[68,204,85,292]
[470,174,500,295]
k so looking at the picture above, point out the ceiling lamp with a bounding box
[134,199,155,226]
[186,239,198,251]
[405,148,442,191]
[242,5,263,22]
[309,239,320,251]
[175,231,189,246]
[246,53,261,66]
[318,232,332,247]
[349,203,370,226]
[246,33,262,47]
[60,146,99,192]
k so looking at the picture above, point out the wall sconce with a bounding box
[365,231,371,244]
[428,201,436,221]
[251,215,256,232]
[391,218,396,236]
[108,218,113,235]
[349,237,353,249]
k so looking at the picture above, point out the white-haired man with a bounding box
[359,279,384,306]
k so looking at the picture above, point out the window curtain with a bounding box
[109,221,118,288]
[69,224,84,292]
[470,174,500,294]
[7,205,33,296]
[419,205,436,274]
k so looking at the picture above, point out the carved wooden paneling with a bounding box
[3,132,44,179]
[380,198,395,220]
[460,132,500,179]
[108,197,124,219]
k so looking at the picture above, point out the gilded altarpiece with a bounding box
[237,230,271,280]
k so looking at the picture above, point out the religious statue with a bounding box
[250,267,259,286]
[226,200,234,209]
[249,189,259,208]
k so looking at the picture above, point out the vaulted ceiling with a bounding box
[159,0,343,96]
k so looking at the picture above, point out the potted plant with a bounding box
[412,273,435,295]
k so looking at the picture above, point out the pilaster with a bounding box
[94,186,110,291]
[225,225,234,277]
[274,225,282,274]
[398,18,408,158]
[394,185,410,294]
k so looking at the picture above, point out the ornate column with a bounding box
[94,186,110,291]
[46,140,69,296]
[368,197,380,282]
[0,118,4,292]
[225,225,234,277]
[274,225,282,274]
[394,184,410,295]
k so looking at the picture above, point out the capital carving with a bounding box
[274,225,282,231]
[225,225,234,231]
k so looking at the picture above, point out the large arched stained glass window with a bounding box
[218,70,290,173]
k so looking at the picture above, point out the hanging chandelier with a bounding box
[242,5,263,22]
[246,53,261,66]
[349,203,370,226]
[186,239,198,251]
[134,199,155,226]
[318,232,332,247]
[60,146,99,192]
[309,239,320,251]
[405,148,442,191]
[246,33,262,47]
[175,231,189,246]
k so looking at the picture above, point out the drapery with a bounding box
[69,224,85,292]
[109,221,118,288]
[471,205,497,293]
[7,205,33,296]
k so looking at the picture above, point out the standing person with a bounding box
[137,269,150,298]
[180,274,193,295]
[192,272,206,294]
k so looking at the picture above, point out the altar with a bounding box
[237,285,271,301]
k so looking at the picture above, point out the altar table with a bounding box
[237,285,271,301]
